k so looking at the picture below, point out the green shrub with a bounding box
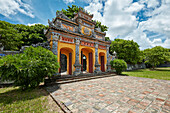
[110,59,127,74]
[0,46,59,90]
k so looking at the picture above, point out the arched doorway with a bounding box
[81,48,94,73]
[99,52,106,72]
[60,47,73,75]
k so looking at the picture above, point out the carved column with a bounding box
[73,38,82,76]
[106,45,111,72]
[51,33,59,55]
[51,32,60,76]
[94,42,101,74]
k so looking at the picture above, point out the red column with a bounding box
[89,52,93,73]
[69,53,72,75]
[101,56,105,72]
[81,51,83,71]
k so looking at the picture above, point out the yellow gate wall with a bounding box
[55,41,107,74]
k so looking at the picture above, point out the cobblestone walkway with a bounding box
[46,76,170,113]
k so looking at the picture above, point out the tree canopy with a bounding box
[144,46,170,68]
[110,39,142,64]
[0,20,48,51]
[57,5,108,32]
[105,37,110,41]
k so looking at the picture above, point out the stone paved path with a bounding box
[46,76,170,113]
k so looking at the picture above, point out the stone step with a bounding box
[56,73,116,84]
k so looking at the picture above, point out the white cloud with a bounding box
[84,0,103,22]
[147,0,159,8]
[84,0,170,50]
[124,2,145,13]
[0,0,34,18]
[124,28,153,50]
[142,3,170,38]
[63,0,75,4]
[85,0,138,39]
[163,39,170,48]
[27,23,41,26]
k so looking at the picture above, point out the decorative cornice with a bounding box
[55,17,78,26]
[49,25,110,44]
[95,29,106,35]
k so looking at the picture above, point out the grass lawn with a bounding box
[122,67,170,80]
[0,87,61,113]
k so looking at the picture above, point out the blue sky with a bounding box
[0,0,170,50]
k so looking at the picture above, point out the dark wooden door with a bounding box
[69,53,72,75]
[89,52,93,73]
[60,54,67,73]
[101,56,105,72]
[81,51,83,71]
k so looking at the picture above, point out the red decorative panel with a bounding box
[62,24,74,31]
[96,35,103,39]
[99,45,106,49]
[62,37,74,43]
[81,41,94,47]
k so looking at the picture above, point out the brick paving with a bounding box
[46,76,170,113]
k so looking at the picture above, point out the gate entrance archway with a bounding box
[60,47,73,75]
[81,48,94,73]
[99,52,106,72]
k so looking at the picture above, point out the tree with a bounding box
[95,21,108,32]
[57,5,80,19]
[0,20,48,51]
[110,59,127,74]
[57,5,108,32]
[0,46,60,90]
[105,37,110,41]
[110,39,141,64]
[144,46,170,69]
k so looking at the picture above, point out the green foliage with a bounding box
[110,39,141,64]
[0,46,59,90]
[57,5,80,19]
[105,37,110,41]
[95,21,108,32]
[57,5,108,32]
[0,20,48,51]
[122,68,170,80]
[110,59,127,74]
[144,46,170,68]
